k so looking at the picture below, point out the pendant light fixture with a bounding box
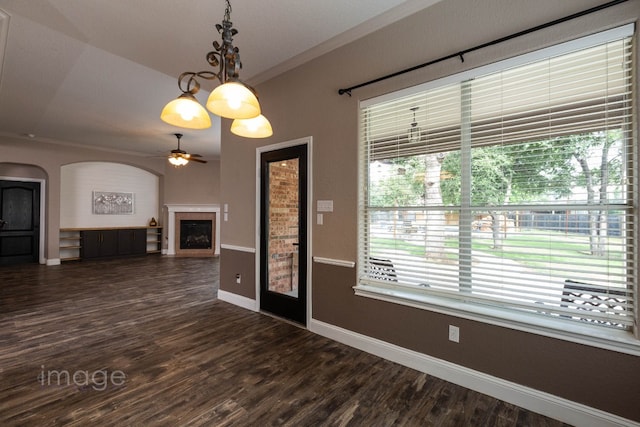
[408,106,421,143]
[161,0,272,138]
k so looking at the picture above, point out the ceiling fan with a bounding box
[167,133,207,166]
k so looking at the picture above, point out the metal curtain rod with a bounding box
[338,0,628,96]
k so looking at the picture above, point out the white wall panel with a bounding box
[61,162,159,228]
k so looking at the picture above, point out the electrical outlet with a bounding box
[235,274,241,284]
[448,325,460,343]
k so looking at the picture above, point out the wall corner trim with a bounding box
[313,256,355,268]
[46,258,61,266]
[308,318,638,427]
[218,290,258,312]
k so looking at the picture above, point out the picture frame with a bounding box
[92,191,134,215]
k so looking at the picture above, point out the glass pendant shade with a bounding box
[408,125,421,143]
[161,93,212,129]
[206,82,261,119]
[231,114,273,138]
[168,155,189,166]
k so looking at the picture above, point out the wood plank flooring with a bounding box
[0,256,570,426]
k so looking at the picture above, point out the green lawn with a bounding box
[370,237,426,257]
[371,229,625,271]
[470,230,625,268]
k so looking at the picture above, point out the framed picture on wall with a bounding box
[92,191,134,215]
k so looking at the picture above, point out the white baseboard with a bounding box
[218,290,258,312]
[46,258,61,266]
[308,318,638,427]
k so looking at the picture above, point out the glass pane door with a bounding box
[267,157,299,298]
[260,144,307,325]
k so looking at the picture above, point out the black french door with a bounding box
[260,144,308,325]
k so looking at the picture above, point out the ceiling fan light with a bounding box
[168,155,189,166]
[161,93,212,129]
[231,114,273,138]
[206,82,260,119]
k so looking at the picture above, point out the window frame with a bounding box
[355,24,640,356]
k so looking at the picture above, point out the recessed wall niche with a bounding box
[61,162,159,228]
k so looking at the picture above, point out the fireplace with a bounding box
[180,220,212,249]
[164,204,220,256]
[174,212,216,257]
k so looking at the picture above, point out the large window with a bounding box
[357,25,637,348]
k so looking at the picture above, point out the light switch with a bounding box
[317,200,333,212]
[317,213,324,225]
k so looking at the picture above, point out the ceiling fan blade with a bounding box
[189,157,208,164]
[167,133,206,164]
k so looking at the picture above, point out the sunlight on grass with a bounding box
[370,237,426,257]
[371,228,625,272]
[470,229,625,269]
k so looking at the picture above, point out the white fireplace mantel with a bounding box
[165,204,221,256]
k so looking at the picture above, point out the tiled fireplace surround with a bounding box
[165,204,221,256]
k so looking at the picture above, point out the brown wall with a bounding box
[164,159,220,205]
[219,0,640,421]
[220,248,255,299]
[312,262,640,419]
[0,163,47,180]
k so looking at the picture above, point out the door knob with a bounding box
[0,219,6,229]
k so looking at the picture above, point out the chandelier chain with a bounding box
[224,0,232,22]
[174,0,241,94]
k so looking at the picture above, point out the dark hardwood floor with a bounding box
[1,256,569,426]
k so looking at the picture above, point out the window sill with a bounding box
[354,283,640,356]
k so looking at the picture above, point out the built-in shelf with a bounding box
[59,227,162,261]
[59,229,82,261]
[146,226,163,254]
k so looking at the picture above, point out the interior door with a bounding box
[0,180,41,265]
[260,144,307,325]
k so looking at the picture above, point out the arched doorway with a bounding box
[0,164,47,265]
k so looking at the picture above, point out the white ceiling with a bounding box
[0,0,442,159]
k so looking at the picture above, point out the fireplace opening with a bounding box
[180,220,212,250]
[174,211,216,257]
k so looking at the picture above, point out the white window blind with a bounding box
[358,25,635,331]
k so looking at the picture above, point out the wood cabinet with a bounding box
[117,228,147,256]
[82,230,119,259]
[60,227,161,261]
